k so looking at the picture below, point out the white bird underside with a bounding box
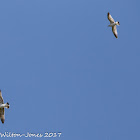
[107,12,119,38]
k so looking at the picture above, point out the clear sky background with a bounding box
[0,0,139,140]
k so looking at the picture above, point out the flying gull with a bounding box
[0,90,10,123]
[107,12,120,38]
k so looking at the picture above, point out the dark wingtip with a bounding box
[1,119,4,124]
[113,33,118,38]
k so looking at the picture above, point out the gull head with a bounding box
[116,21,120,26]
[6,102,10,108]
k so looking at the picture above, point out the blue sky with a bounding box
[0,0,139,139]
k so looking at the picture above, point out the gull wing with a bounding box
[0,108,4,123]
[0,90,4,104]
[112,25,118,38]
[0,90,4,123]
[107,12,115,23]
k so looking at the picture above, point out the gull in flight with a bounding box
[107,12,120,38]
[0,90,10,123]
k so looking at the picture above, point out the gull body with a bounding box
[0,103,9,109]
[108,22,120,27]
[107,12,120,38]
[0,90,10,123]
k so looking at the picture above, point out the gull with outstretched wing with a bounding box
[0,90,9,124]
[107,12,120,38]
